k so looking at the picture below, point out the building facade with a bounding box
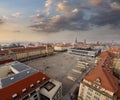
[0,44,54,62]
[68,48,101,57]
[78,51,120,100]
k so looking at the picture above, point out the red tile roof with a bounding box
[109,49,120,53]
[84,66,118,92]
[85,51,119,93]
[11,46,46,52]
[99,51,115,58]
[45,44,53,47]
[0,59,14,65]
[0,50,9,55]
[0,72,50,100]
[117,88,120,96]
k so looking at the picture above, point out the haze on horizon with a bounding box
[0,0,120,43]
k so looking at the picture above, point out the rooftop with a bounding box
[0,71,50,99]
[0,61,50,99]
[40,79,61,99]
[84,51,119,93]
[70,47,98,52]
[0,61,38,88]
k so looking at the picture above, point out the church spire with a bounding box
[75,37,77,43]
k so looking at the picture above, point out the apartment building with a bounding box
[0,61,62,100]
[0,44,54,61]
[78,51,120,100]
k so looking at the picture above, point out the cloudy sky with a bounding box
[0,0,120,43]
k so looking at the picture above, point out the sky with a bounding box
[0,0,120,43]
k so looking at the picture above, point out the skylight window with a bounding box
[44,82,55,91]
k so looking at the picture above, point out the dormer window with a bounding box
[95,78,101,85]
[30,84,34,89]
[12,93,18,100]
[37,80,40,84]
[22,88,27,93]
[42,77,46,81]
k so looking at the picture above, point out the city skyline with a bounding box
[0,0,120,43]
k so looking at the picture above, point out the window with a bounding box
[94,96,99,100]
[34,98,38,100]
[37,80,40,85]
[30,90,36,96]
[87,91,92,96]
[30,84,34,89]
[33,94,37,98]
[106,97,111,100]
[95,78,101,85]
[40,94,50,100]
[53,95,57,100]
[44,82,55,91]
[12,93,18,100]
[22,88,27,93]
[22,95,29,100]
[95,92,101,96]
[86,95,91,100]
[88,88,93,92]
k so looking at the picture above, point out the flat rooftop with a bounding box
[40,79,62,99]
[71,47,98,51]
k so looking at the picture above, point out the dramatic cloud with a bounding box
[57,1,88,15]
[45,0,53,15]
[29,0,120,33]
[87,0,102,6]
[110,2,120,10]
[30,11,90,32]
[31,14,44,20]
[91,9,120,27]
[72,9,79,13]
[11,12,22,17]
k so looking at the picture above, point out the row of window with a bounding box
[22,90,38,100]
[85,95,99,100]
[87,90,101,97]
[12,79,43,100]
[53,87,62,100]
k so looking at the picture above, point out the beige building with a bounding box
[78,51,120,100]
[54,43,72,52]
[0,44,54,61]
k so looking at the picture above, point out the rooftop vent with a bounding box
[27,71,30,74]
[95,78,101,85]
[10,77,14,80]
